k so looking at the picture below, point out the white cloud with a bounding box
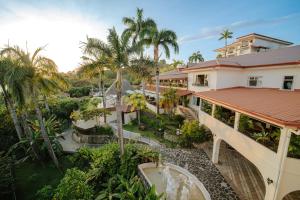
[179,13,300,43]
[0,5,110,72]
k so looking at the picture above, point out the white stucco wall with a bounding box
[215,69,243,89]
[253,38,288,49]
[188,70,217,92]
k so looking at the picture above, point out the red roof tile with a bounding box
[195,88,300,129]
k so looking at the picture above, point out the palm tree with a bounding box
[123,8,156,46]
[188,51,204,63]
[79,44,109,123]
[125,93,146,126]
[1,46,61,168]
[160,87,178,116]
[219,29,233,58]
[129,56,154,95]
[83,28,139,155]
[123,8,156,96]
[0,57,25,140]
[142,26,179,114]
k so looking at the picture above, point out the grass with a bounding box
[15,156,72,200]
[123,122,178,148]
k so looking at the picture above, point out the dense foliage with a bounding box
[214,105,235,127]
[68,86,91,97]
[50,143,161,199]
[179,120,210,148]
[0,152,14,200]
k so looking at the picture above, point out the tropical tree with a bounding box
[83,28,139,155]
[219,29,233,58]
[129,57,154,95]
[160,87,178,116]
[142,26,179,114]
[125,93,146,126]
[123,8,156,96]
[79,43,109,123]
[0,57,24,140]
[1,46,61,169]
[188,51,204,63]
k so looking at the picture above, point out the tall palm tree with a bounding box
[125,93,146,126]
[188,51,204,63]
[79,45,109,123]
[123,8,156,96]
[0,57,24,140]
[142,26,179,114]
[1,46,61,168]
[83,28,139,155]
[219,29,233,58]
[160,87,178,117]
[123,8,156,46]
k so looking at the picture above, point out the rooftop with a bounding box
[195,87,300,129]
[146,85,193,96]
[237,33,293,45]
[182,45,300,72]
[153,69,187,80]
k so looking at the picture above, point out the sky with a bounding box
[1,0,300,72]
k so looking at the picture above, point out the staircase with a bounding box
[177,106,198,120]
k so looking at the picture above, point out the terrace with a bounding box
[195,87,300,200]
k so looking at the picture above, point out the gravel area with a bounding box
[159,147,240,200]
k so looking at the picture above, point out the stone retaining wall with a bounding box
[72,131,115,144]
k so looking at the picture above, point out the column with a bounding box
[234,112,241,131]
[211,104,216,117]
[212,137,221,164]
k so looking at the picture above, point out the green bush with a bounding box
[288,134,300,159]
[95,125,113,135]
[179,120,208,148]
[68,86,91,98]
[49,97,79,121]
[35,185,54,200]
[0,152,14,199]
[54,168,94,200]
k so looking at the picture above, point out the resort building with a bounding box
[215,33,293,58]
[179,44,300,200]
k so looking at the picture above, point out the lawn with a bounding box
[15,156,72,200]
[123,110,183,148]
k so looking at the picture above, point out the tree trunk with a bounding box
[137,110,141,126]
[154,46,160,115]
[116,69,124,155]
[43,95,50,113]
[21,112,42,161]
[141,80,146,96]
[100,71,107,124]
[33,97,60,169]
[225,39,227,58]
[5,96,23,140]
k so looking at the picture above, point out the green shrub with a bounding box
[172,114,185,126]
[0,152,14,199]
[179,120,208,148]
[95,125,113,135]
[35,185,54,200]
[288,134,300,159]
[54,168,94,200]
[49,97,79,121]
[68,86,91,97]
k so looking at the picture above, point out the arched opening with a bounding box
[283,190,300,200]
[203,139,266,200]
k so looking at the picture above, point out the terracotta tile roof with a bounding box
[152,69,187,80]
[145,85,193,96]
[181,45,300,72]
[195,88,300,129]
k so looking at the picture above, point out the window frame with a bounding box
[247,76,262,88]
[193,74,209,87]
[282,75,295,91]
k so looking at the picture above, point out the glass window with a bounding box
[248,76,262,87]
[282,76,294,90]
[194,74,208,86]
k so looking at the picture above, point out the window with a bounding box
[194,74,208,86]
[248,76,262,87]
[282,76,294,90]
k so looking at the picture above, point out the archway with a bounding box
[283,191,300,200]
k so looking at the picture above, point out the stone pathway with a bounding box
[160,147,240,200]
